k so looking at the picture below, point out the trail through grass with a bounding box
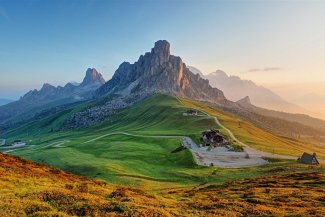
[2,94,324,188]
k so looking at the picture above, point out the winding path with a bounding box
[213,117,297,160]
[175,97,303,163]
[2,98,314,167]
[1,140,70,154]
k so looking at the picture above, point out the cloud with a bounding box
[263,67,282,71]
[247,68,261,72]
[0,6,9,20]
[247,67,283,73]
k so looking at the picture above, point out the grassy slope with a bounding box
[180,97,325,159]
[2,94,324,189]
[3,95,219,188]
[1,152,325,217]
[4,99,93,138]
[0,152,179,217]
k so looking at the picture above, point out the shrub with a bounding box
[77,183,88,193]
[107,188,127,198]
[65,184,73,190]
[24,202,52,215]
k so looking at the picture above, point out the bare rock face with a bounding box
[237,96,252,106]
[20,68,106,103]
[96,40,227,104]
[81,68,106,87]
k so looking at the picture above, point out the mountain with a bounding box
[81,68,106,87]
[42,40,325,136]
[21,68,105,103]
[188,68,325,134]
[96,40,227,105]
[2,40,324,141]
[0,68,105,124]
[69,81,80,86]
[236,96,251,105]
[204,70,311,115]
[0,98,14,106]
[236,96,325,131]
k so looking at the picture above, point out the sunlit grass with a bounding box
[1,152,324,216]
[180,97,325,159]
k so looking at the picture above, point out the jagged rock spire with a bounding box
[96,40,227,104]
[151,40,170,63]
[81,68,105,86]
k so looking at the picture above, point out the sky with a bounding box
[0,0,324,104]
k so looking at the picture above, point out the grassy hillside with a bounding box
[180,97,325,159]
[2,94,325,216]
[1,94,324,189]
[1,152,325,216]
[0,152,178,216]
[3,99,93,137]
[1,95,218,188]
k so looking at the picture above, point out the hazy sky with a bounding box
[0,0,324,100]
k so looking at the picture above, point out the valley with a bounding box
[2,94,324,191]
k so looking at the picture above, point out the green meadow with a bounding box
[2,94,323,189]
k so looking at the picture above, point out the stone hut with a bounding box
[298,152,319,165]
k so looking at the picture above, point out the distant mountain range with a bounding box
[21,68,105,103]
[0,68,105,124]
[236,96,325,130]
[190,69,313,116]
[0,99,13,106]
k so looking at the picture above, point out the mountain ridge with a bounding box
[0,68,105,124]
[2,40,325,140]
[202,69,312,116]
[0,98,14,106]
[96,40,228,105]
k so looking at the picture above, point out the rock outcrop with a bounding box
[96,40,227,104]
[236,96,252,106]
[20,68,105,103]
[0,68,106,124]
[81,68,106,87]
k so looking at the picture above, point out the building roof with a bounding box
[299,152,319,164]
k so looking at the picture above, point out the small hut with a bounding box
[298,152,319,165]
[183,109,198,116]
[188,109,198,116]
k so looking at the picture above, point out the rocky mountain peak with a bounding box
[96,40,227,104]
[81,68,105,87]
[237,96,252,105]
[151,40,170,63]
[41,83,55,89]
